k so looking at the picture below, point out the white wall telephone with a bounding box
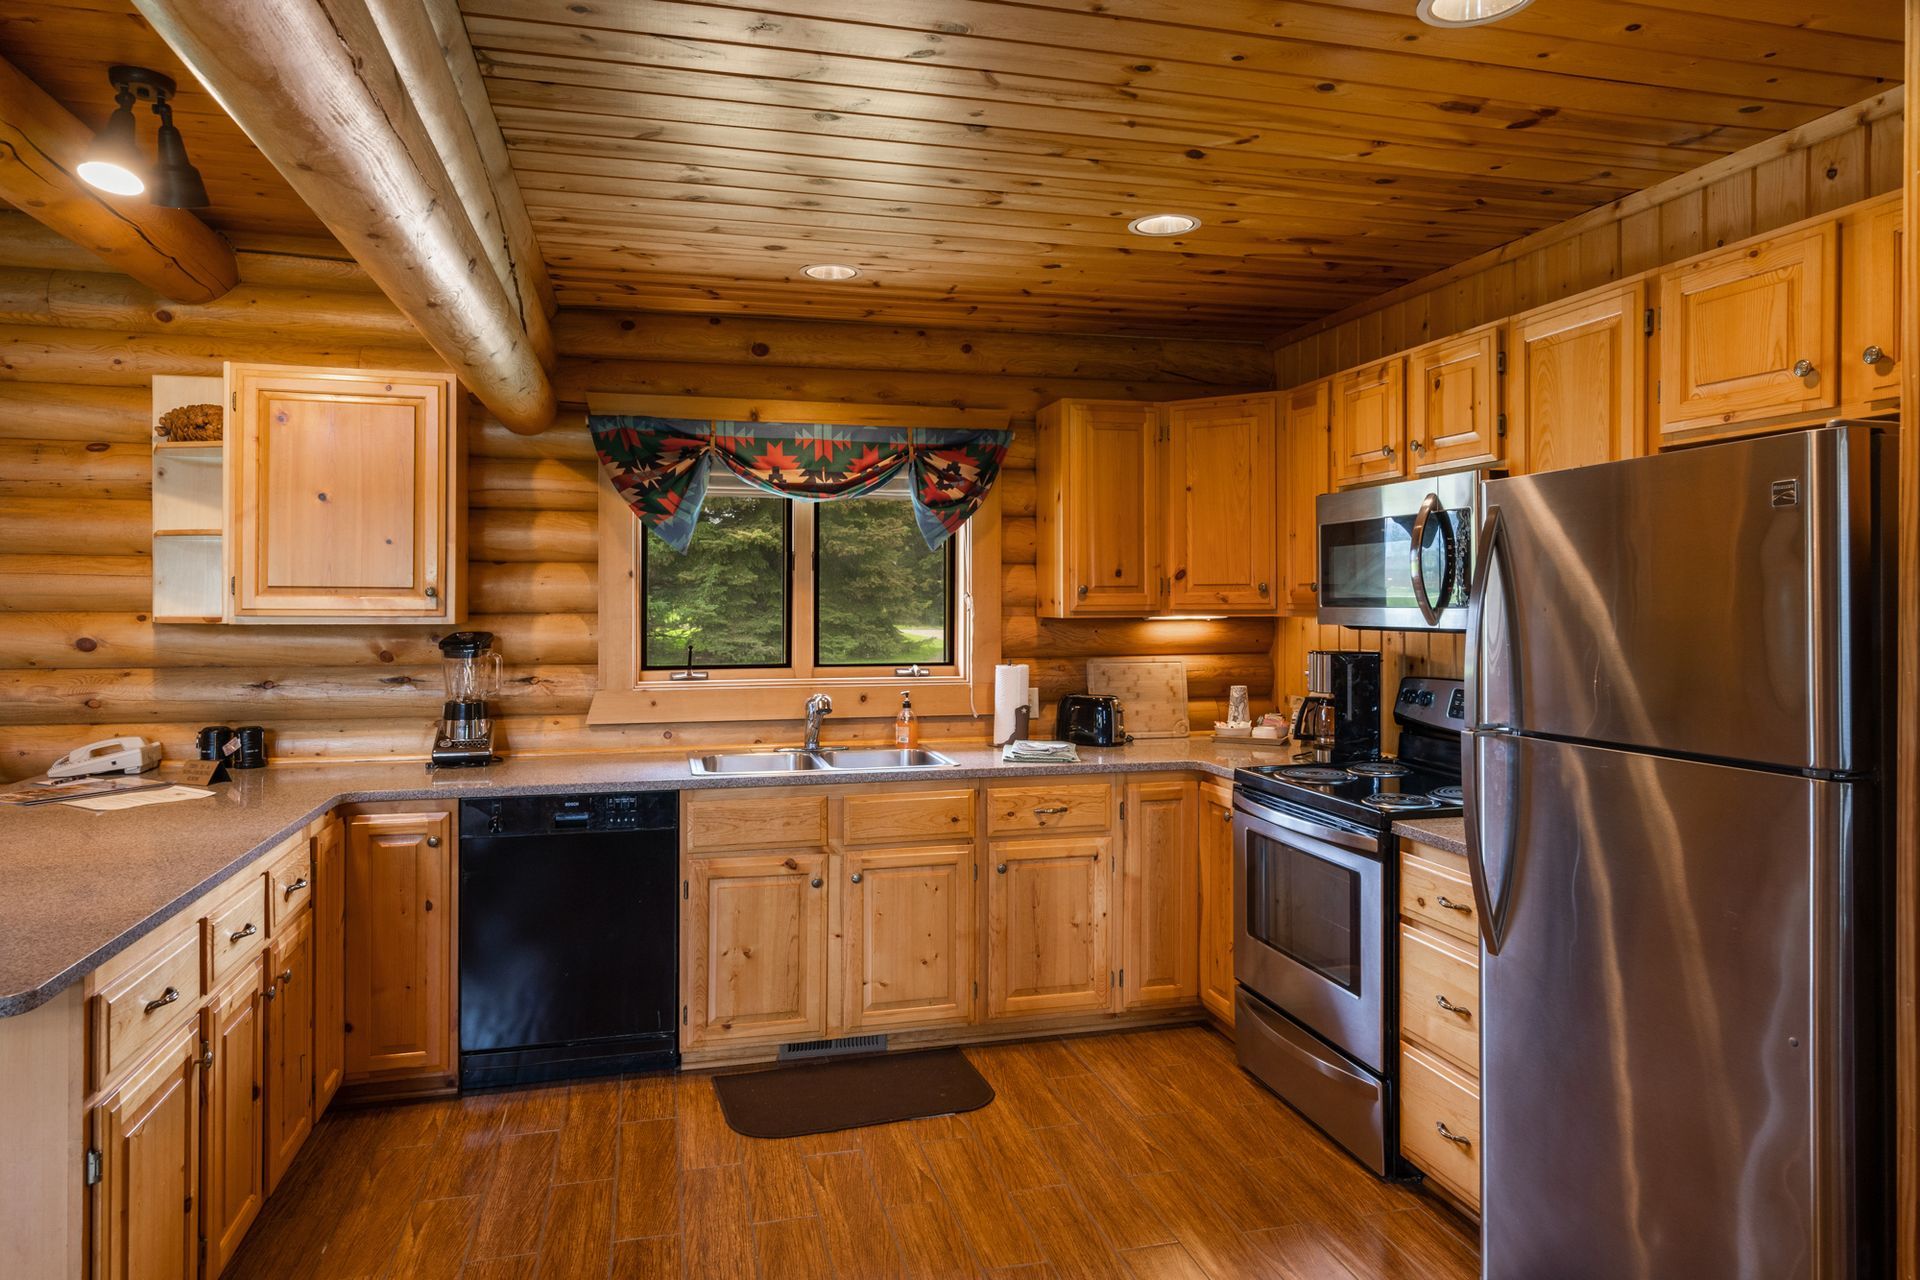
[47,736,163,779]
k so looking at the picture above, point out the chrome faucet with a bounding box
[803,693,833,752]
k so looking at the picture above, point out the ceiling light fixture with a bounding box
[1415,0,1536,27]
[1127,213,1201,237]
[802,263,859,281]
[78,66,211,208]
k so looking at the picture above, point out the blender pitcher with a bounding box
[437,631,502,749]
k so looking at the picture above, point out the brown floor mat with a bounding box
[711,1048,995,1138]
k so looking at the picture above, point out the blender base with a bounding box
[429,735,498,769]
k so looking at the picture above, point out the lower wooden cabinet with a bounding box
[685,851,830,1049]
[90,1019,201,1280]
[343,810,453,1085]
[264,910,314,1193]
[1120,780,1197,1010]
[986,836,1113,1020]
[842,844,974,1032]
[1196,782,1236,1026]
[311,817,345,1114]
[201,962,267,1276]
[1396,838,1483,1219]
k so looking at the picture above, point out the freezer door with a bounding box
[1471,425,1887,773]
[1471,734,1864,1280]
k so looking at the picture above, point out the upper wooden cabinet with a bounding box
[226,363,462,623]
[1034,399,1161,617]
[1280,381,1329,613]
[1331,357,1406,487]
[1164,396,1278,612]
[343,809,454,1086]
[1407,325,1504,473]
[1656,224,1838,438]
[1841,196,1902,409]
[1507,282,1646,475]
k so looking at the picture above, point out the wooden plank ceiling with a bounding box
[458,0,1905,337]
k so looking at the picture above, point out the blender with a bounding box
[431,631,503,768]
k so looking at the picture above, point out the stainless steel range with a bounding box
[1232,674,1466,1175]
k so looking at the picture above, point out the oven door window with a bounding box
[1245,827,1364,992]
[1319,509,1470,612]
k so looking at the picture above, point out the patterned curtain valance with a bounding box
[588,415,1014,553]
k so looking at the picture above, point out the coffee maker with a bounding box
[1290,649,1382,763]
[431,631,502,768]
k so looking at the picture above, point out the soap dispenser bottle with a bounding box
[894,691,918,749]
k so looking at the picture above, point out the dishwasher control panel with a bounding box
[461,792,676,837]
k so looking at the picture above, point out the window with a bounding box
[641,492,791,671]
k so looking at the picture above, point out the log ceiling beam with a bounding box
[0,52,237,305]
[131,0,558,434]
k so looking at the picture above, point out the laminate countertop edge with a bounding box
[1394,815,1469,857]
[0,741,1267,1018]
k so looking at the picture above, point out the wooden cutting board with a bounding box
[1086,658,1190,739]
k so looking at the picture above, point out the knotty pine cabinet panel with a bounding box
[1656,224,1838,437]
[343,810,453,1085]
[1280,380,1330,613]
[1034,399,1162,617]
[1407,325,1504,473]
[1331,357,1406,487]
[1841,196,1902,408]
[202,961,267,1276]
[1197,782,1236,1027]
[1119,780,1198,1010]
[226,363,461,622]
[1164,396,1278,613]
[685,851,830,1048]
[89,1019,201,1280]
[1506,282,1646,475]
[985,836,1112,1020]
[264,909,314,1193]
[311,817,345,1116]
[842,844,974,1032]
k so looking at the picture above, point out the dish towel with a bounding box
[1002,740,1080,764]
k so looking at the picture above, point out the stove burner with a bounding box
[1274,766,1352,784]
[1361,793,1442,812]
[1427,785,1464,804]
[1346,761,1410,779]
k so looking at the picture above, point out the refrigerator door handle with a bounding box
[1464,502,1518,730]
[1462,729,1519,955]
[1409,491,1455,627]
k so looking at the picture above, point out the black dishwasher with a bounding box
[458,792,678,1088]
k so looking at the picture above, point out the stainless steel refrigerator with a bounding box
[1463,424,1894,1279]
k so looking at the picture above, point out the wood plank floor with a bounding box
[228,1025,1478,1280]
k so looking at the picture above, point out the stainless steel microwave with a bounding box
[1314,471,1485,631]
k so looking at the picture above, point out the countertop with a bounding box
[0,739,1282,1018]
[1394,815,1468,856]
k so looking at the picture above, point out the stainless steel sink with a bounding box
[688,747,954,775]
[688,750,826,775]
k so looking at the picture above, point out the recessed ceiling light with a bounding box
[1127,213,1201,237]
[1416,0,1536,27]
[802,263,859,281]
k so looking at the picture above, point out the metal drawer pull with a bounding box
[1435,1121,1472,1149]
[1434,895,1472,914]
[144,987,180,1015]
[228,922,258,943]
[282,876,308,898]
[1032,806,1069,816]
[1435,994,1472,1019]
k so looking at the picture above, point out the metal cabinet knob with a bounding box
[1305,581,1318,593]
[1863,344,1886,365]
[809,877,823,889]
[1076,584,1088,599]
[995,862,1007,874]
[199,1040,214,1070]
[425,585,438,600]
[1380,444,1396,457]
[229,922,258,943]
[1435,993,1472,1020]
[1793,358,1816,378]
[1257,581,1269,595]
[1436,1121,1472,1148]
[264,985,277,1001]
[278,968,294,985]
[282,876,308,898]
[143,987,180,1015]
[426,837,440,848]
[850,872,863,884]
[1409,439,1426,453]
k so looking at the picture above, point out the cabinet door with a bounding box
[1331,358,1406,487]
[1196,783,1236,1026]
[986,837,1112,1019]
[228,365,455,618]
[1120,780,1197,1010]
[843,845,973,1032]
[202,962,266,1276]
[311,817,345,1115]
[1841,198,1902,407]
[264,910,314,1192]
[1657,224,1838,436]
[1507,282,1645,475]
[91,1020,200,1280]
[1281,381,1329,613]
[1036,400,1162,616]
[343,811,453,1083]
[1165,397,1278,613]
[1408,325,1503,472]
[685,852,829,1048]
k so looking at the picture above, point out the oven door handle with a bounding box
[1233,795,1377,856]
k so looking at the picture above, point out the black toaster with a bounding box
[1056,694,1128,746]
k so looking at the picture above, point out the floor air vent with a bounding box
[778,1034,888,1062]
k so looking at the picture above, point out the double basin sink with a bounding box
[689,747,956,776]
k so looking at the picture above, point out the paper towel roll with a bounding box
[993,664,1030,745]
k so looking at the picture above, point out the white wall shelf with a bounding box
[150,375,226,624]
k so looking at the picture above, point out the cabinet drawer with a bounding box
[1400,845,1478,944]
[986,783,1111,835]
[205,874,269,986]
[842,789,975,846]
[1400,925,1480,1076]
[92,922,202,1089]
[267,835,313,930]
[685,793,829,852]
[1401,1043,1481,1212]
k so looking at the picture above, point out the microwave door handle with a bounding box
[1409,491,1445,626]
